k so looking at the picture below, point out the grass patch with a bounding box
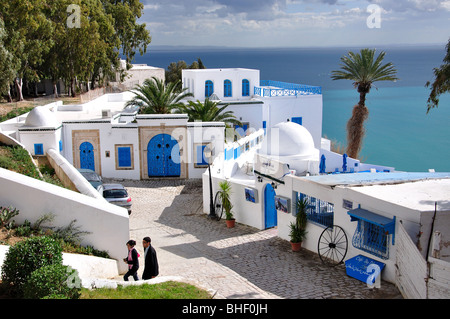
[0,107,34,122]
[0,142,65,188]
[80,281,212,299]
[0,143,40,179]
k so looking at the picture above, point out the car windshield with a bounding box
[103,189,128,198]
[82,172,101,181]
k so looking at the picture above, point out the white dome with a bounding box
[259,121,316,157]
[24,107,60,128]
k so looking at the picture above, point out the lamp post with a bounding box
[204,145,216,219]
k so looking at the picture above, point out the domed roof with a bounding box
[258,121,316,157]
[24,107,60,128]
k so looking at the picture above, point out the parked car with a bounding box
[97,183,132,214]
[77,168,103,188]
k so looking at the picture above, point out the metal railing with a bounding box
[299,193,334,228]
[254,80,322,97]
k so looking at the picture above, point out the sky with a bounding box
[139,0,450,48]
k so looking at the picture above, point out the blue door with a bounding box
[80,142,95,171]
[147,134,180,177]
[264,183,277,229]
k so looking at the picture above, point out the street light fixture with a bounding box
[203,145,216,219]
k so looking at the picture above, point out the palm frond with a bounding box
[331,48,398,87]
[124,76,193,114]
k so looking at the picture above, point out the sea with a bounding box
[132,45,450,172]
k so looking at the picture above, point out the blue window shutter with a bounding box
[34,144,44,155]
[59,140,63,152]
[242,79,250,96]
[224,80,232,97]
[292,117,302,125]
[118,147,131,167]
[205,80,213,97]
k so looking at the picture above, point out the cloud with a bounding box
[139,0,450,47]
[367,0,450,12]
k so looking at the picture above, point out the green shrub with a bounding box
[23,264,81,299]
[0,206,19,229]
[1,236,63,297]
[14,219,32,237]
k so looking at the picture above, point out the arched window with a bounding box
[224,79,232,97]
[242,79,250,96]
[205,80,213,98]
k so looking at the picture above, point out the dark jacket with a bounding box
[142,245,159,279]
[126,248,139,270]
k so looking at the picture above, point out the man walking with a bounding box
[142,236,159,280]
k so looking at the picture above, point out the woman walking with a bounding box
[123,240,139,281]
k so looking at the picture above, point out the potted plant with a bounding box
[289,198,308,251]
[218,180,235,228]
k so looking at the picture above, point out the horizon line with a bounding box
[146,42,447,52]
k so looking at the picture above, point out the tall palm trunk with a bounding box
[346,85,370,158]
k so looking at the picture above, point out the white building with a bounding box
[182,68,323,148]
[0,92,225,180]
[202,119,450,298]
[115,59,165,89]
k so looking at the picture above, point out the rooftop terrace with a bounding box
[302,171,450,187]
[254,80,322,97]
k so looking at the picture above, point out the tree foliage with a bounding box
[175,99,242,126]
[426,39,450,113]
[166,58,206,87]
[0,0,151,101]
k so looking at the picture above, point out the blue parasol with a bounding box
[342,153,348,172]
[320,154,326,173]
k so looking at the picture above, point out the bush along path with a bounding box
[0,236,82,299]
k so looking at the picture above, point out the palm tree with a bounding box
[175,98,242,126]
[125,76,193,114]
[331,48,398,159]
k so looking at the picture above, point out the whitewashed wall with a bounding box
[182,68,260,102]
[262,94,323,149]
[187,122,225,179]
[395,222,428,298]
[0,167,130,273]
[225,102,264,133]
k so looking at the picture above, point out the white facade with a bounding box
[0,92,225,181]
[0,167,130,273]
[114,59,166,89]
[182,68,324,149]
[183,68,260,103]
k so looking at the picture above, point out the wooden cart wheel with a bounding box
[318,225,348,266]
[213,191,223,221]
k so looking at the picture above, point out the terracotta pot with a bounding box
[290,241,302,252]
[226,219,235,228]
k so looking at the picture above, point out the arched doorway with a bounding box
[147,134,180,177]
[264,183,277,229]
[79,141,95,171]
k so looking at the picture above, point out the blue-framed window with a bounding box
[224,79,232,97]
[262,121,267,135]
[352,220,389,259]
[205,80,214,98]
[242,79,250,96]
[297,192,334,228]
[116,145,133,169]
[34,143,44,155]
[195,144,209,168]
[292,117,302,125]
[348,208,395,260]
